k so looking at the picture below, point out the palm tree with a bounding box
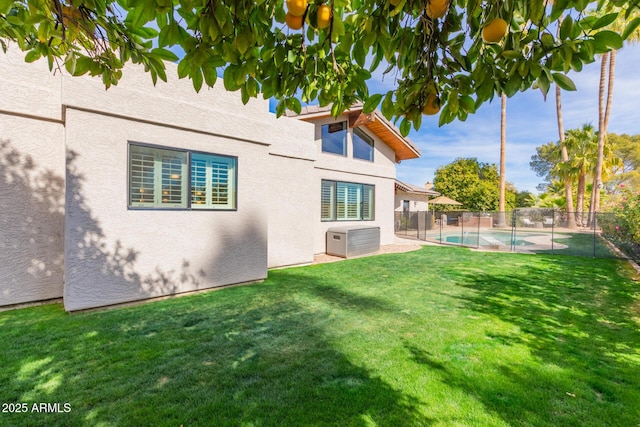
[562,124,598,225]
[589,8,640,225]
[553,11,577,228]
[497,93,507,227]
[556,85,577,228]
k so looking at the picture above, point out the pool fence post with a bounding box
[460,212,464,248]
[477,211,481,249]
[593,211,597,258]
[510,210,516,252]
[551,208,555,255]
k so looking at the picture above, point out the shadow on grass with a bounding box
[0,270,430,426]
[447,254,640,426]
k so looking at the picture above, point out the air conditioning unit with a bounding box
[326,226,381,258]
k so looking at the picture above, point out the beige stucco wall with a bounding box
[267,154,316,268]
[0,116,65,306]
[63,108,270,311]
[1,47,318,309]
[0,48,65,306]
[395,191,431,212]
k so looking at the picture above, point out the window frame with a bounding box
[321,121,348,157]
[128,141,238,211]
[352,128,375,162]
[321,179,375,222]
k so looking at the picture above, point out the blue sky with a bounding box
[380,45,640,193]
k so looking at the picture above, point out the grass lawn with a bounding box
[532,232,620,258]
[1,246,639,426]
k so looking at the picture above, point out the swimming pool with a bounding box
[431,231,541,247]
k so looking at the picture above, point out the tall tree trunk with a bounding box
[577,171,586,226]
[589,51,615,226]
[497,93,507,227]
[556,85,576,228]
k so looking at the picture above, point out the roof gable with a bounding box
[285,104,421,162]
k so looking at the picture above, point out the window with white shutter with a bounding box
[191,153,236,210]
[129,145,187,208]
[321,179,374,221]
[129,143,237,210]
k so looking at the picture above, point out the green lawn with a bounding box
[1,246,639,426]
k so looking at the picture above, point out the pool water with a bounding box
[437,231,538,246]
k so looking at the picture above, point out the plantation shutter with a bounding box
[337,182,361,220]
[191,153,236,210]
[321,180,335,220]
[362,185,374,220]
[129,145,187,208]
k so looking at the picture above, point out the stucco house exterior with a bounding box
[395,180,439,213]
[0,48,420,311]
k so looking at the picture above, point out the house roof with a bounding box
[285,103,421,162]
[395,179,440,196]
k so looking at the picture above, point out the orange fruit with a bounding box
[285,12,304,30]
[425,0,448,19]
[482,18,508,43]
[316,4,332,29]
[422,94,440,115]
[286,0,308,17]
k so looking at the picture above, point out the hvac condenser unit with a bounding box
[326,226,381,258]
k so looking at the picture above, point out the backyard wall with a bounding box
[1,47,317,310]
[0,49,66,306]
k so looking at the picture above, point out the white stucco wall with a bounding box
[0,116,65,306]
[395,192,431,212]
[63,108,270,311]
[267,154,316,268]
[265,106,316,268]
[0,48,65,307]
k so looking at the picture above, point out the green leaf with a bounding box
[362,94,382,114]
[353,42,366,68]
[592,12,619,31]
[151,48,178,62]
[552,73,576,91]
[223,66,239,91]
[501,50,520,59]
[381,92,394,120]
[593,30,623,50]
[24,50,41,63]
[399,118,410,138]
[287,97,302,114]
[560,15,573,40]
[622,17,640,41]
[177,59,190,79]
[529,0,544,23]
[191,68,203,92]
[459,95,475,113]
[0,0,12,15]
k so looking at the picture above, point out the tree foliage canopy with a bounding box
[433,157,517,210]
[1,0,639,133]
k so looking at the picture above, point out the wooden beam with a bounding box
[349,111,376,128]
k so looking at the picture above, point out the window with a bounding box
[353,128,374,162]
[129,143,237,210]
[321,180,374,221]
[321,122,347,156]
[191,153,236,210]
